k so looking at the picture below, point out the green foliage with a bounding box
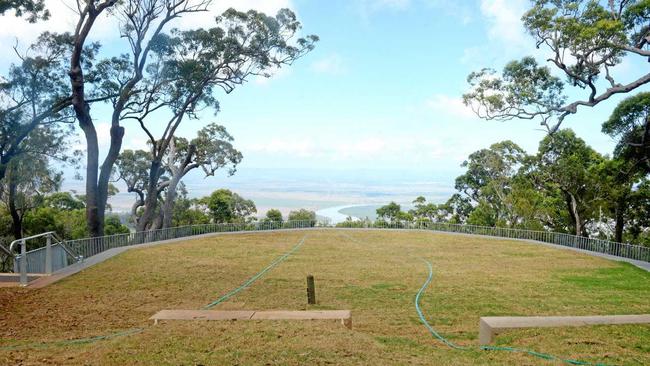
[287,209,316,226]
[464,0,650,132]
[44,192,85,210]
[410,196,448,223]
[467,202,497,227]
[336,217,372,228]
[104,215,129,236]
[0,0,49,22]
[189,123,243,177]
[534,129,606,235]
[444,194,474,224]
[623,179,650,245]
[376,202,402,223]
[602,92,650,172]
[205,189,257,224]
[264,209,283,223]
[464,57,566,122]
[22,207,87,240]
[455,140,526,225]
[172,198,210,227]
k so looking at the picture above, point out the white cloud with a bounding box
[244,138,317,158]
[426,0,473,24]
[241,133,460,164]
[0,0,296,67]
[354,0,411,22]
[176,0,294,30]
[253,65,293,85]
[423,94,476,120]
[461,1,544,68]
[479,0,528,48]
[95,122,112,148]
[458,0,536,67]
[364,0,411,10]
[310,54,347,76]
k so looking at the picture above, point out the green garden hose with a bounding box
[415,258,609,366]
[1,235,309,352]
[0,328,144,351]
[203,234,308,309]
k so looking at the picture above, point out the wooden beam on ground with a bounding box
[479,314,650,345]
[150,310,352,329]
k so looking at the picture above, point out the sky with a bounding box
[1,0,648,212]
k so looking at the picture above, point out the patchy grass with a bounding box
[0,230,648,365]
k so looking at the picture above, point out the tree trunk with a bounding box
[614,197,626,243]
[97,124,125,230]
[0,162,6,184]
[130,191,145,227]
[8,172,22,239]
[161,174,182,229]
[151,209,164,230]
[68,3,116,237]
[77,118,103,237]
[566,192,584,236]
[137,160,163,232]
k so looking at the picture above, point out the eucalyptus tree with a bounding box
[114,149,155,226]
[115,124,241,229]
[623,178,650,244]
[464,1,650,132]
[409,196,450,223]
[454,140,527,226]
[0,154,61,239]
[600,92,650,241]
[287,209,317,223]
[376,202,404,223]
[0,0,48,22]
[263,209,283,223]
[205,189,256,224]
[122,8,317,231]
[0,33,81,184]
[160,124,242,228]
[443,193,474,224]
[73,0,210,237]
[602,92,650,172]
[534,130,607,236]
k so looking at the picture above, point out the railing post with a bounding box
[45,233,52,274]
[20,239,27,286]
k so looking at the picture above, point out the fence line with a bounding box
[14,220,650,276]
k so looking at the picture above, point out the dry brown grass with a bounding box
[0,230,648,365]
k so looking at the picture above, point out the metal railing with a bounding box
[9,232,82,286]
[63,220,320,259]
[8,219,649,286]
[337,220,650,263]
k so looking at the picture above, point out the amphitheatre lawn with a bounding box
[0,230,649,365]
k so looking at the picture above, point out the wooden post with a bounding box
[306,275,316,304]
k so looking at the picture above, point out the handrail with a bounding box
[9,232,80,261]
[49,233,83,261]
[9,231,57,253]
[9,231,83,286]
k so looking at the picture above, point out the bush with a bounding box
[287,209,316,227]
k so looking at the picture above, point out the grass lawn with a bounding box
[0,230,649,365]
